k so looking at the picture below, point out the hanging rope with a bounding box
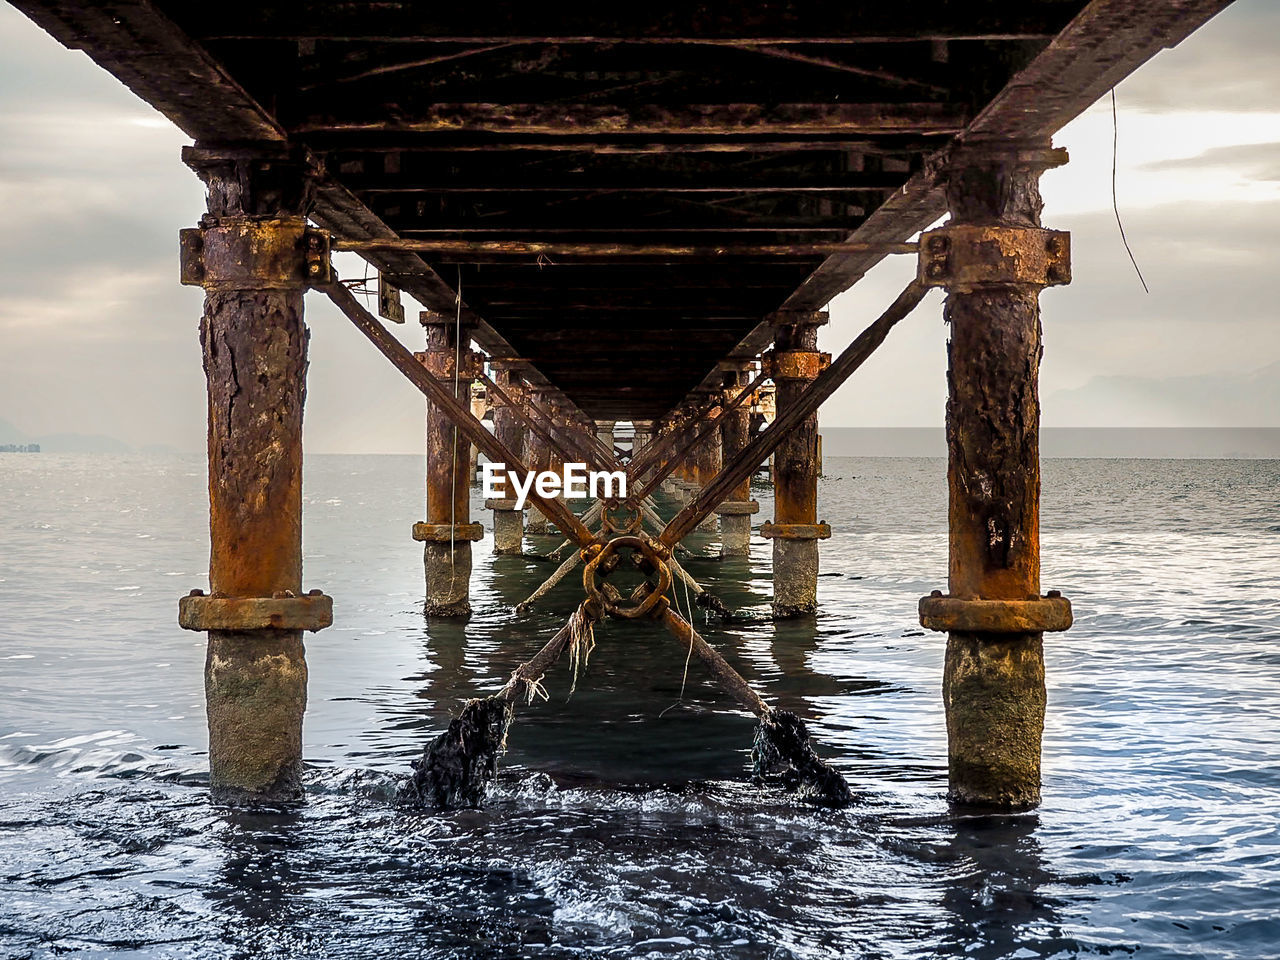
[1111,88,1150,294]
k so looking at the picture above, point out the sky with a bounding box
[0,1,1276,454]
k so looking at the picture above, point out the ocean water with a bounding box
[0,453,1278,959]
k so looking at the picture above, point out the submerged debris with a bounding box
[752,710,854,808]
[694,590,732,619]
[401,696,514,809]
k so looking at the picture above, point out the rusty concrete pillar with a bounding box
[762,312,831,617]
[412,311,483,616]
[664,407,699,503]
[917,142,1074,809]
[486,363,526,555]
[524,392,553,534]
[632,419,653,460]
[715,361,760,557]
[468,380,487,487]
[595,420,615,458]
[690,391,722,532]
[177,143,332,805]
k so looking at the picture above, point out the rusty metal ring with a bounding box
[581,535,672,620]
[602,499,642,535]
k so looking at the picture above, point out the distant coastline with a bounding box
[820,428,1280,459]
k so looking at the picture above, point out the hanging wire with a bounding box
[659,559,698,718]
[1111,88,1150,294]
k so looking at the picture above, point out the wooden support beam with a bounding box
[175,4,1072,42]
[778,0,1239,313]
[661,280,929,547]
[348,174,905,194]
[290,103,967,137]
[319,282,594,546]
[336,238,917,258]
[633,369,769,502]
[309,135,950,154]
[388,224,865,235]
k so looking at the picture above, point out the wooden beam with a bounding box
[290,102,967,136]
[349,175,904,194]
[172,4,1075,42]
[662,281,929,546]
[335,238,918,257]
[310,135,949,154]
[319,281,594,545]
[388,225,863,236]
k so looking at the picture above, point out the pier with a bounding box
[10,0,1236,809]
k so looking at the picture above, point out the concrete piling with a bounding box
[179,143,330,805]
[715,361,760,558]
[762,312,831,617]
[487,364,527,555]
[413,312,483,617]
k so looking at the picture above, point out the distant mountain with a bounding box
[0,417,29,445]
[0,415,135,453]
[37,432,133,453]
[1043,361,1280,428]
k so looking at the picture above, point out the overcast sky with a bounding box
[0,1,1276,453]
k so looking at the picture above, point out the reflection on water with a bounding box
[1,454,1279,958]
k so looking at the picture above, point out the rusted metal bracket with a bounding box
[178,590,333,632]
[602,501,643,535]
[414,347,485,381]
[581,536,672,621]
[180,221,331,290]
[713,500,761,517]
[760,522,832,541]
[413,522,485,543]
[917,225,1070,291]
[378,273,405,324]
[918,591,1073,633]
[763,349,832,382]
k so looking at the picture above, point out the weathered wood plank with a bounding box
[171,2,1077,42]
[335,239,917,257]
[290,102,967,136]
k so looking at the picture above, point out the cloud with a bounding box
[1141,141,1280,181]
[1043,360,1280,427]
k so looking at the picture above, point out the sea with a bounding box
[1,453,1277,959]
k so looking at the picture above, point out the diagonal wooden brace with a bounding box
[476,371,583,471]
[485,370,610,475]
[632,368,768,503]
[320,281,594,546]
[660,279,929,547]
[627,390,726,479]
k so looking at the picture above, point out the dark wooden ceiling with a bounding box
[13,1,1235,419]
